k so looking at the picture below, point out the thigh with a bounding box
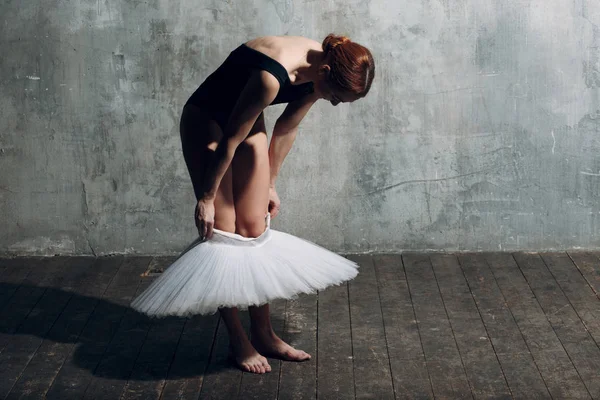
[232,112,270,238]
[180,104,235,232]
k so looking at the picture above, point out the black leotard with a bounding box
[185,44,314,129]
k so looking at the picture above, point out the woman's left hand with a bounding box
[268,187,281,218]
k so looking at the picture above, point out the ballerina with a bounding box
[131,34,375,374]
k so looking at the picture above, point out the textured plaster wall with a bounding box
[1,0,599,255]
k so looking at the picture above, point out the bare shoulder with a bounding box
[245,36,321,71]
[244,69,280,106]
[246,35,318,49]
[257,69,281,92]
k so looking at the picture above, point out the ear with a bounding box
[318,64,331,78]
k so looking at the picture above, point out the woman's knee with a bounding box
[214,217,236,234]
[235,215,267,238]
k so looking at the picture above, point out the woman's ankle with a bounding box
[250,325,277,341]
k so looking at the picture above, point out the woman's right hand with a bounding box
[195,198,215,241]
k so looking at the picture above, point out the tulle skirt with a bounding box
[130,215,359,317]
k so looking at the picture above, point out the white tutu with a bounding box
[130,215,359,317]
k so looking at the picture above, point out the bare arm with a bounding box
[268,93,317,188]
[200,70,280,200]
[196,70,280,238]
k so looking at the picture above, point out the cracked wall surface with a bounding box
[1,0,600,255]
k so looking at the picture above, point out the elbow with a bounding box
[223,136,242,159]
[213,136,240,162]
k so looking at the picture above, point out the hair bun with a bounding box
[322,34,351,54]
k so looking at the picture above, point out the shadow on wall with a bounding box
[0,282,294,381]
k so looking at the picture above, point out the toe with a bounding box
[262,361,272,372]
[286,348,310,361]
[295,348,309,359]
[291,350,303,360]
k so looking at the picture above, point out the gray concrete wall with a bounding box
[1,0,599,255]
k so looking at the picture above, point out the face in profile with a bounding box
[316,34,375,106]
[315,65,362,106]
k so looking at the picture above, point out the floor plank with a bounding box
[80,257,167,399]
[2,252,599,399]
[431,254,512,399]
[0,259,7,276]
[0,257,63,353]
[567,252,600,297]
[514,252,600,398]
[403,253,473,399]
[542,252,600,347]
[6,256,123,399]
[44,256,152,399]
[278,293,318,400]
[0,258,34,308]
[317,282,354,399]
[0,256,96,398]
[373,254,433,399]
[486,253,591,399]
[119,257,193,400]
[197,318,242,400]
[348,254,395,399]
[120,315,186,400]
[459,253,550,399]
[159,313,220,400]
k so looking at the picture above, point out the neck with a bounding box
[294,49,326,84]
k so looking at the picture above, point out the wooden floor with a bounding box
[0,253,599,399]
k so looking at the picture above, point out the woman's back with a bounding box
[185,36,319,129]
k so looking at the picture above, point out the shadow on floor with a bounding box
[1,282,296,380]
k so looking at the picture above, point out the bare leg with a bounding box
[215,166,269,374]
[232,114,311,362]
[180,104,269,374]
[219,307,271,373]
[248,304,311,361]
[214,150,270,374]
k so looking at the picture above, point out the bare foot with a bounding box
[228,340,271,374]
[251,330,311,362]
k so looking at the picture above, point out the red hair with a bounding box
[322,34,375,97]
